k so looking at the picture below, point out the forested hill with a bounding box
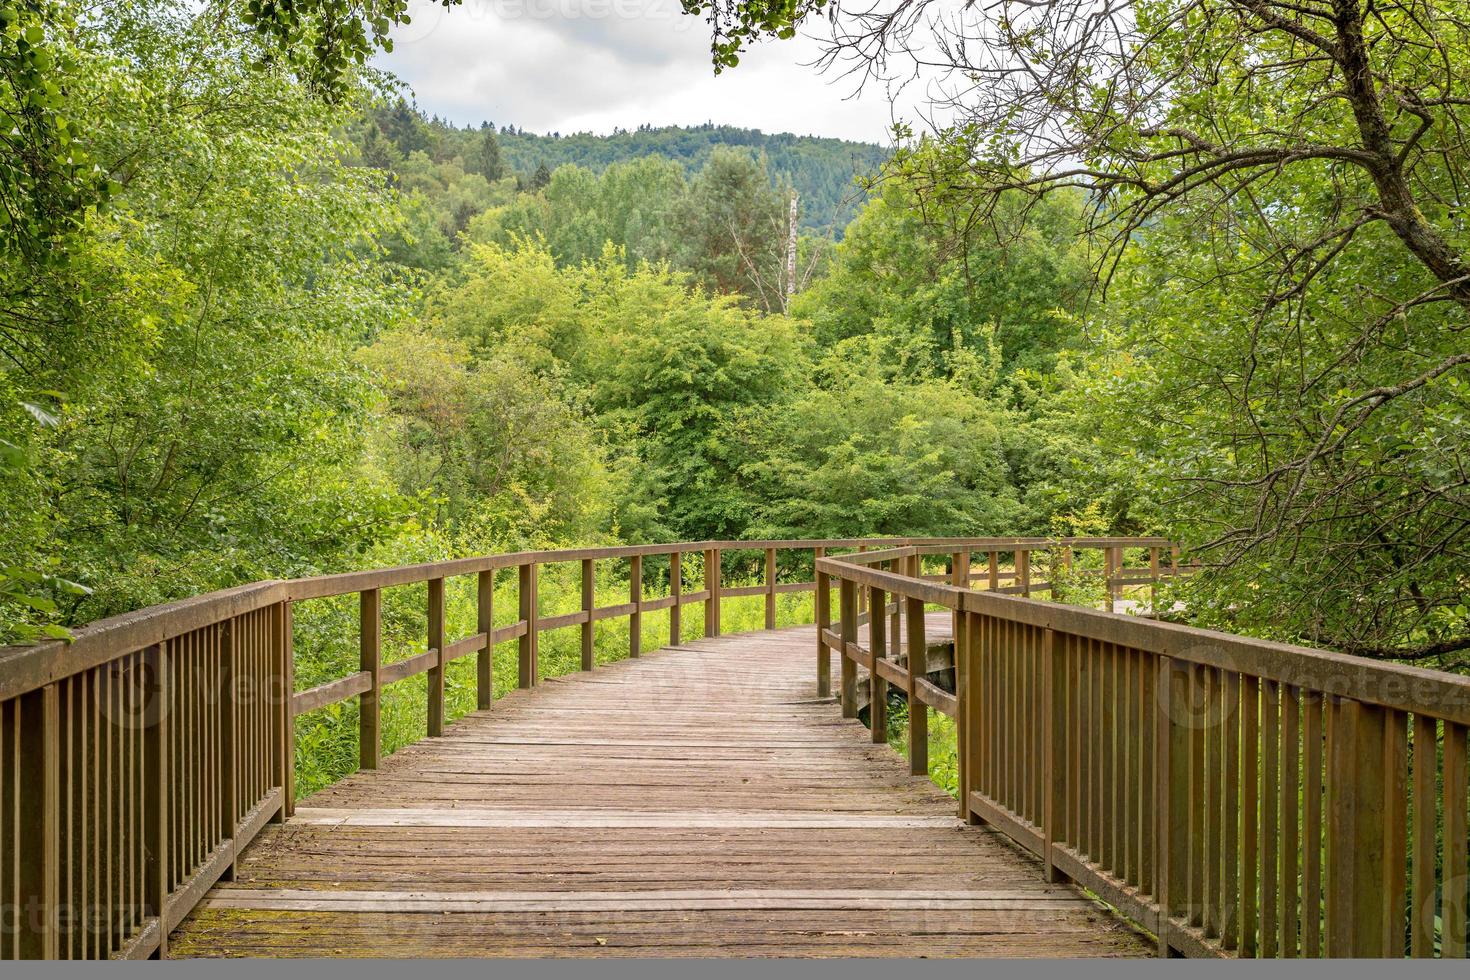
[433,119,888,233]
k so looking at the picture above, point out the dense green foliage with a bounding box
[6,0,1468,803]
[684,0,1470,667]
[361,107,883,234]
[494,123,884,234]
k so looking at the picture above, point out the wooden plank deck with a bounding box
[169,625,1151,957]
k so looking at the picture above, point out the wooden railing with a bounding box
[0,535,975,959]
[816,542,1470,958]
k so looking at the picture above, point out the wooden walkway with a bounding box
[169,625,1150,957]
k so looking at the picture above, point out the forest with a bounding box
[2,0,1467,783]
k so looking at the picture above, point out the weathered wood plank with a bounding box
[170,623,1153,958]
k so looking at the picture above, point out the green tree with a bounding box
[475,125,504,181]
[0,2,410,635]
[796,158,1091,379]
[358,327,613,548]
[687,0,1470,662]
[677,146,787,309]
[745,371,1026,538]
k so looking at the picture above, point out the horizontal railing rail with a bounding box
[815,546,1470,959]
[2,534,1160,959]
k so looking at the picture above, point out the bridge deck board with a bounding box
[168,625,1150,957]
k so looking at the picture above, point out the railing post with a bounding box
[905,587,926,777]
[15,683,60,958]
[427,577,446,737]
[275,599,295,819]
[704,548,722,637]
[869,582,887,744]
[1018,550,1031,598]
[1107,546,1122,612]
[764,547,778,630]
[987,551,999,591]
[669,551,682,646]
[360,589,382,767]
[581,559,595,670]
[839,578,858,719]
[519,562,538,687]
[477,571,494,705]
[1149,547,1161,608]
[143,642,169,957]
[955,550,970,589]
[814,547,830,699]
[1155,655,1190,956]
[629,554,642,658]
[887,560,901,656]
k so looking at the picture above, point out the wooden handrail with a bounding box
[0,534,910,959]
[16,532,1427,961]
[815,548,1470,959]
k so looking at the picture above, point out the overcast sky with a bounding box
[374,0,912,143]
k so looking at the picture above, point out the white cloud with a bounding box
[374,0,909,143]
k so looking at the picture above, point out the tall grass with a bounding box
[290,560,820,799]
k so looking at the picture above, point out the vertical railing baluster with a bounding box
[1242,675,1261,956]
[518,562,538,688]
[869,581,886,745]
[360,590,381,767]
[711,548,722,636]
[1157,654,1191,956]
[1045,627,1066,883]
[220,620,239,880]
[629,554,643,658]
[276,600,295,819]
[1262,680,1280,954]
[477,571,494,704]
[1443,723,1468,958]
[814,547,830,699]
[959,609,979,824]
[839,578,857,719]
[143,643,168,957]
[1381,708,1408,958]
[580,559,595,671]
[1410,714,1437,958]
[764,548,777,630]
[669,551,682,647]
[1326,696,1393,957]
[16,684,59,958]
[904,576,926,777]
[427,578,445,737]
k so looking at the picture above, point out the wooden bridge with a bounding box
[1,538,1467,959]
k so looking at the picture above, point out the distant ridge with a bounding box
[436,120,890,234]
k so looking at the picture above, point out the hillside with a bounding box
[447,120,888,233]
